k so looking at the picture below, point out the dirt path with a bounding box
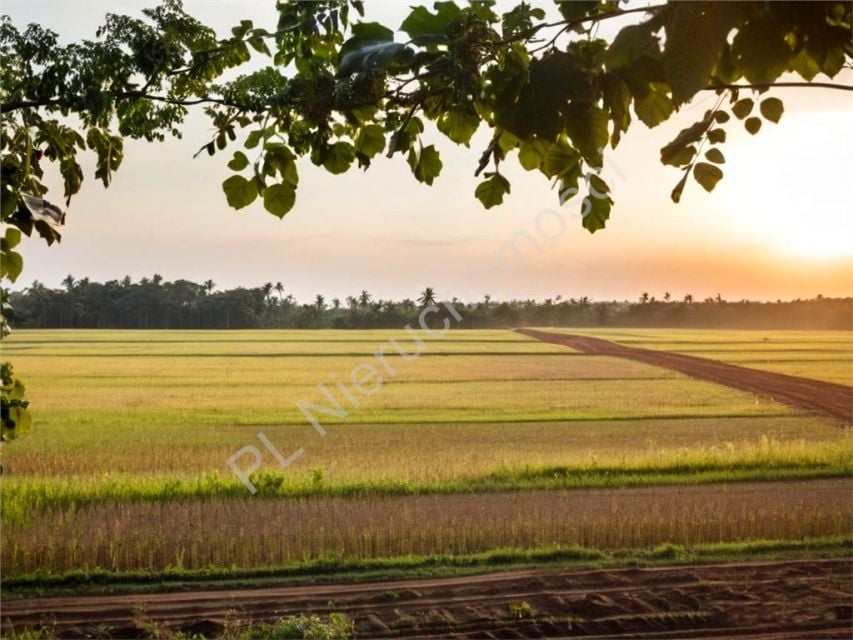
[3,558,851,638]
[517,329,853,422]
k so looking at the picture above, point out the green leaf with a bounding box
[714,111,730,123]
[759,97,783,124]
[408,145,442,185]
[1,250,23,282]
[400,2,461,45]
[2,404,32,440]
[264,144,298,186]
[495,50,585,140]
[564,105,608,165]
[475,174,511,209]
[518,138,549,171]
[744,116,762,135]
[338,23,409,76]
[437,109,479,146]
[582,176,613,233]
[543,139,579,179]
[222,175,258,209]
[663,145,697,167]
[791,47,820,82]
[670,171,689,203]
[662,3,743,105]
[227,151,249,171]
[731,14,791,84]
[245,130,263,149]
[634,83,673,128]
[693,162,723,192]
[604,24,657,72]
[4,227,21,249]
[731,98,753,120]
[355,125,386,158]
[263,183,296,218]
[323,142,356,174]
[705,148,725,164]
[707,128,726,144]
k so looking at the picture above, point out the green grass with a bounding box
[4,436,851,520]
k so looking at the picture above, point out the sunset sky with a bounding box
[5,1,852,303]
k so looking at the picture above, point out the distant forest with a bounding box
[8,277,852,330]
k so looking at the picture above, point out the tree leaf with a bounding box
[1,250,23,282]
[731,98,753,120]
[437,108,479,145]
[564,105,608,165]
[263,183,296,218]
[517,137,549,171]
[543,139,579,178]
[744,116,762,135]
[323,142,356,174]
[355,124,385,158]
[227,151,249,171]
[495,50,585,140]
[705,148,725,164]
[634,83,673,128]
[408,145,442,185]
[670,171,690,203]
[707,128,726,144]
[338,22,409,76]
[731,14,791,84]
[759,97,784,123]
[582,176,613,233]
[222,175,258,209]
[604,24,657,72]
[662,2,743,105]
[400,2,461,45]
[4,227,22,249]
[693,162,723,192]
[475,173,511,209]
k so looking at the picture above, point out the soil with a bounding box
[516,329,853,423]
[3,558,851,638]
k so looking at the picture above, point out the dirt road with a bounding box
[517,329,853,422]
[3,558,851,638]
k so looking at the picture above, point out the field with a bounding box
[1,328,851,638]
[539,328,853,385]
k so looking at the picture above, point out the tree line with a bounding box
[9,277,851,331]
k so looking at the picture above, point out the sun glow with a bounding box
[722,110,852,260]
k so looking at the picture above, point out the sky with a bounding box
[4,0,852,303]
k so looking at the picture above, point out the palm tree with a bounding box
[639,292,650,304]
[315,294,326,310]
[274,282,285,303]
[418,287,436,307]
[262,282,273,305]
[663,291,671,301]
[332,298,341,310]
[152,273,163,286]
[683,294,694,304]
[61,275,75,292]
[203,279,215,295]
[358,289,372,307]
[121,275,132,287]
[346,296,358,309]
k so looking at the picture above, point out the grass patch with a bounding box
[3,537,849,599]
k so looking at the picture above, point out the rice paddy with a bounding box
[1,328,850,583]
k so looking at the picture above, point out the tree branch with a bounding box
[0,92,254,114]
[704,82,853,93]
